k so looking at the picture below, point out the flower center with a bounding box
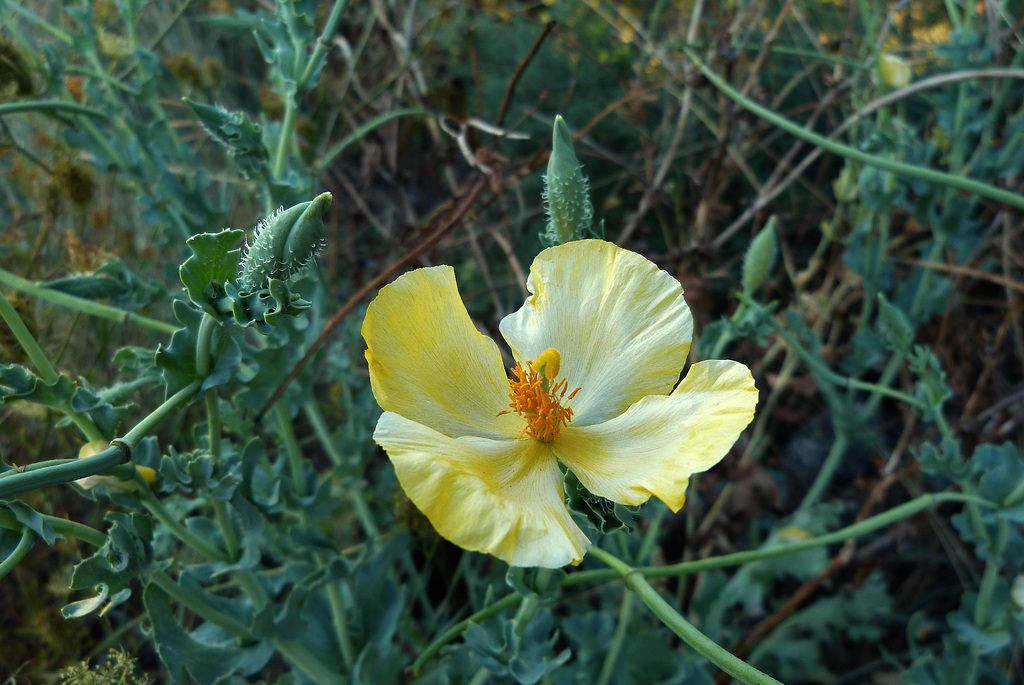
[497,348,581,442]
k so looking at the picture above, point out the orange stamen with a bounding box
[497,349,582,442]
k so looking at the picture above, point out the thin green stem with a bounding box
[272,98,299,180]
[684,49,1024,210]
[973,518,1008,628]
[595,589,635,685]
[563,492,1000,587]
[0,100,107,118]
[274,401,307,498]
[137,485,228,562]
[147,570,251,638]
[588,546,785,685]
[273,638,343,685]
[297,0,350,93]
[413,592,524,676]
[796,435,851,511]
[0,267,176,334]
[303,400,378,537]
[0,527,35,580]
[0,1,74,44]
[0,288,105,441]
[325,576,355,671]
[121,380,202,447]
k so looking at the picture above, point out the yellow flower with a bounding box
[363,240,757,567]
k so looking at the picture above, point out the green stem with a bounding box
[684,49,1024,210]
[273,638,343,685]
[147,570,251,638]
[588,546,785,685]
[0,527,35,580]
[137,485,228,562]
[303,400,378,537]
[564,492,999,587]
[0,100,107,118]
[413,592,524,676]
[121,380,202,447]
[973,518,1008,628]
[325,576,355,671]
[0,449,127,499]
[274,401,307,498]
[595,589,635,685]
[0,508,107,548]
[0,288,105,440]
[272,98,298,180]
[0,267,177,334]
[796,434,851,511]
[297,0,350,93]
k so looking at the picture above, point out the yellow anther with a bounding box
[496,348,580,442]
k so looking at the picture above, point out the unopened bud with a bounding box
[238,193,332,292]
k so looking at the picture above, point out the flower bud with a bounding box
[880,54,911,88]
[238,192,332,292]
[542,116,592,245]
[741,216,778,293]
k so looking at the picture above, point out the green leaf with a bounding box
[179,229,243,317]
[876,293,914,355]
[2,500,61,545]
[464,612,570,685]
[183,99,268,178]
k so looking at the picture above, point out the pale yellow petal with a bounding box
[363,266,520,439]
[499,240,692,426]
[553,360,757,511]
[375,412,590,568]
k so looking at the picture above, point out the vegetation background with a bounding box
[0,0,1022,683]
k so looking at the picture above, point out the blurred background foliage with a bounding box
[1,0,1023,683]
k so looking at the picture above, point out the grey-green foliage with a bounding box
[541,116,593,246]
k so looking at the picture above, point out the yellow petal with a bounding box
[553,360,757,511]
[375,412,590,567]
[363,266,519,439]
[499,240,692,426]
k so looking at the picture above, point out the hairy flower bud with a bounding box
[542,116,592,246]
[238,192,332,292]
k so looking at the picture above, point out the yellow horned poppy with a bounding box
[363,240,757,567]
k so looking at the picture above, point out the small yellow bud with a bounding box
[779,526,814,542]
[880,54,911,88]
[135,466,158,484]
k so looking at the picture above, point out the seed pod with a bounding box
[542,116,592,246]
[238,192,332,292]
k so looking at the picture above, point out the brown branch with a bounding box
[495,21,557,128]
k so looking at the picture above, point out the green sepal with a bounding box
[541,116,592,247]
[563,470,637,535]
[223,278,311,334]
[179,229,243,318]
[183,97,268,178]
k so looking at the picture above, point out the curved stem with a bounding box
[413,592,523,676]
[137,485,228,562]
[273,638,343,685]
[685,49,1024,211]
[297,0,350,93]
[0,289,105,441]
[146,570,251,638]
[274,401,307,498]
[595,588,635,685]
[588,546,785,685]
[0,526,35,580]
